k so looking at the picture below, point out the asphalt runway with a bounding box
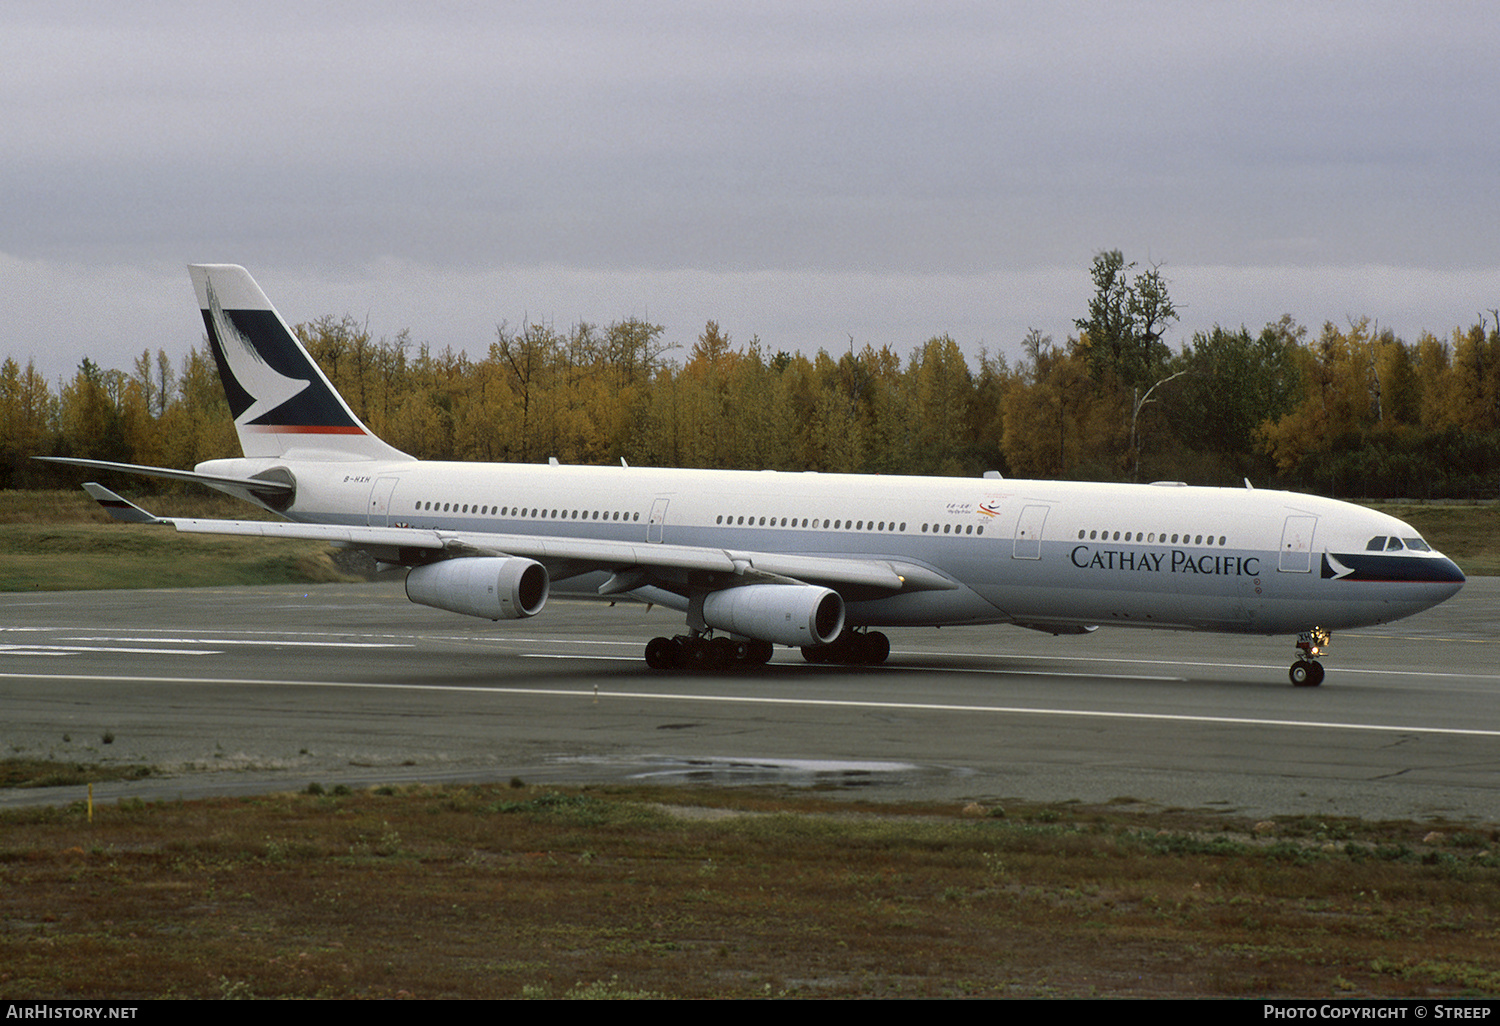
[2,578,1497,821]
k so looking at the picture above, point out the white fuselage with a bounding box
[201,456,1466,638]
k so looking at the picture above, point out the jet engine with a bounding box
[405,557,549,621]
[701,584,844,647]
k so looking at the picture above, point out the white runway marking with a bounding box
[0,645,215,656]
[4,671,1498,739]
[61,636,410,648]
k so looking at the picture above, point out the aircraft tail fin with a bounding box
[188,264,412,462]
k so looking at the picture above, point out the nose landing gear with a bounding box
[1289,628,1329,687]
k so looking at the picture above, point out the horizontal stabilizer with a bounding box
[38,456,293,495]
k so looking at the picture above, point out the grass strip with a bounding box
[1,782,1497,999]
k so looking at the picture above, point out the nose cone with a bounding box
[1441,556,1466,585]
[1433,555,1465,597]
[1407,554,1465,618]
[1421,553,1466,589]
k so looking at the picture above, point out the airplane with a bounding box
[42,264,1465,687]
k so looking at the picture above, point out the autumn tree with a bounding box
[1074,250,1178,390]
[0,357,56,487]
[1002,329,1089,477]
[57,358,128,462]
[1166,317,1304,481]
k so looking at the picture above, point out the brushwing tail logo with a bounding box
[204,277,310,424]
[1323,553,1356,580]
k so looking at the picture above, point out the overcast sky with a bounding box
[4,1,1497,383]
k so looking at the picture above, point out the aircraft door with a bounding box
[648,497,669,543]
[1013,504,1050,560]
[367,477,400,526]
[1278,515,1318,573]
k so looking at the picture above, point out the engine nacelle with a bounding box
[405,557,549,621]
[701,584,844,648]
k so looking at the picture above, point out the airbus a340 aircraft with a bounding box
[46,265,1465,686]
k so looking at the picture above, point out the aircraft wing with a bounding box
[82,484,956,596]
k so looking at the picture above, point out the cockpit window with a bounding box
[1367,535,1433,553]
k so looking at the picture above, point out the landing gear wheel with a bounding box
[682,636,715,671]
[1289,629,1330,686]
[708,636,736,670]
[1289,660,1324,687]
[858,631,890,665]
[645,636,678,670]
[802,630,889,666]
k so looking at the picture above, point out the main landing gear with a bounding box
[1289,628,1330,687]
[641,629,893,670]
[801,629,890,666]
[644,634,774,671]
